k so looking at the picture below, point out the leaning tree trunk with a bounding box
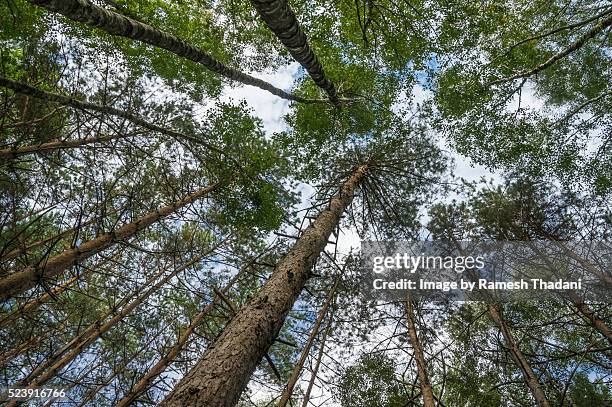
[115,266,246,407]
[0,77,220,153]
[26,0,323,104]
[277,273,340,407]
[0,251,116,328]
[160,163,369,407]
[405,299,436,407]
[567,292,612,346]
[250,0,341,107]
[0,132,143,160]
[8,251,219,403]
[0,218,96,263]
[0,182,220,301]
[488,305,551,407]
[300,315,331,407]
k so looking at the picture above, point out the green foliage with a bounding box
[336,353,408,407]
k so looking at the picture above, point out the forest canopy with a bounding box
[0,0,610,406]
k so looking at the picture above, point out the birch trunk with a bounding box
[250,0,341,107]
[26,0,323,104]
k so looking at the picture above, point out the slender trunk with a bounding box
[115,267,245,407]
[0,132,144,160]
[26,0,323,104]
[0,77,221,153]
[77,328,163,407]
[0,248,120,328]
[0,219,95,263]
[160,163,368,407]
[0,336,43,368]
[9,251,217,401]
[0,182,220,301]
[526,241,612,345]
[300,318,331,407]
[567,292,612,346]
[405,299,436,407]
[490,13,612,85]
[277,274,340,407]
[250,0,341,107]
[488,304,551,407]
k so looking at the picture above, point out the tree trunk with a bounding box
[405,299,436,407]
[9,250,219,401]
[250,0,341,107]
[567,292,612,346]
[278,273,340,407]
[160,163,368,407]
[0,132,144,160]
[0,182,220,301]
[0,218,95,263]
[115,266,246,407]
[488,304,551,407]
[0,249,120,328]
[300,318,331,407]
[0,77,221,153]
[26,0,324,104]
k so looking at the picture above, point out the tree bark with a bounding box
[277,273,340,407]
[405,299,436,407]
[0,182,220,301]
[250,0,341,107]
[160,163,368,407]
[488,304,551,407]
[26,0,324,104]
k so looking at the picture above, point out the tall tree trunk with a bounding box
[568,293,612,346]
[277,273,340,407]
[488,304,551,407]
[160,163,369,407]
[0,77,220,153]
[26,0,324,104]
[115,266,246,407]
[77,329,164,407]
[300,316,331,407]
[0,182,220,301]
[250,0,341,107]
[8,250,220,402]
[0,218,95,263]
[0,132,145,160]
[0,248,121,328]
[405,299,436,407]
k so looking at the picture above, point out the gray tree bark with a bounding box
[250,0,341,107]
[26,0,325,104]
